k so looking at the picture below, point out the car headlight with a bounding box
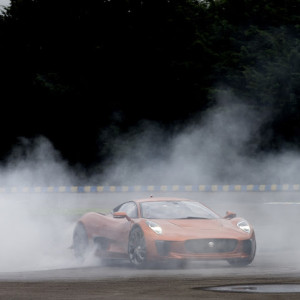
[146,220,162,235]
[237,220,251,234]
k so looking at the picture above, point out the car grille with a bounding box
[185,239,238,253]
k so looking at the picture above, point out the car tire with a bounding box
[73,222,89,260]
[227,237,256,267]
[227,257,254,267]
[128,226,147,268]
[177,259,188,269]
[227,246,256,267]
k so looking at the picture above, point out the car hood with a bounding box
[167,219,222,229]
[147,218,248,240]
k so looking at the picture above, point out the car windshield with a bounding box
[140,201,219,219]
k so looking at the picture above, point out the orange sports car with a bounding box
[72,197,256,267]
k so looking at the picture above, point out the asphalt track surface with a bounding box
[1,191,300,299]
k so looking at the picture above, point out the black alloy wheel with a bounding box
[128,226,147,267]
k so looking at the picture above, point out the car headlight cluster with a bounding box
[146,220,162,234]
[237,220,251,233]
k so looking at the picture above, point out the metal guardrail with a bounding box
[0,184,299,193]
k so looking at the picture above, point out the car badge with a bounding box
[208,241,215,248]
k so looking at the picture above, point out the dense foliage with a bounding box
[0,0,299,165]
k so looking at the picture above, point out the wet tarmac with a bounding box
[203,284,300,293]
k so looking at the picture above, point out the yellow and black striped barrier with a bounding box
[0,184,299,193]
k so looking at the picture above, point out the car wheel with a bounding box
[227,257,253,267]
[73,222,89,259]
[227,248,256,267]
[177,259,188,269]
[227,238,256,267]
[128,226,147,267]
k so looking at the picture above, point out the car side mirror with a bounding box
[224,211,236,219]
[113,211,132,221]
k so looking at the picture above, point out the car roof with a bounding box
[133,197,193,204]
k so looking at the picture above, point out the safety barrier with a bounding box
[0,184,299,193]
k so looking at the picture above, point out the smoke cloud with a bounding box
[0,90,299,272]
[0,137,78,271]
[98,91,299,186]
